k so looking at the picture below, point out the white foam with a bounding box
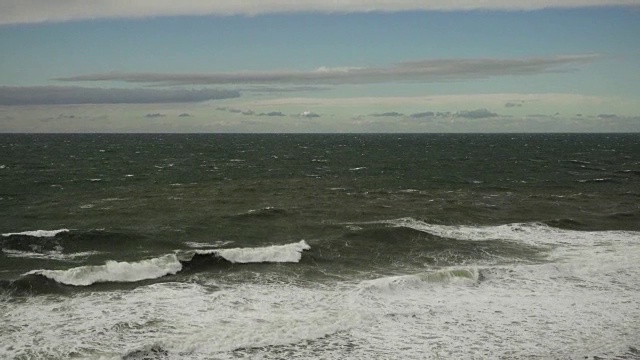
[377,217,639,247]
[0,282,368,359]
[2,250,100,261]
[2,229,69,237]
[2,225,638,359]
[185,240,234,249]
[196,240,310,263]
[25,254,182,286]
[358,268,479,293]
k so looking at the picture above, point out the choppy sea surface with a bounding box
[1,133,639,359]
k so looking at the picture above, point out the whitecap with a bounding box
[184,240,233,249]
[373,217,639,247]
[3,250,100,261]
[195,240,310,263]
[358,268,479,293]
[2,229,69,237]
[25,254,182,286]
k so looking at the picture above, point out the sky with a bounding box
[1,1,639,133]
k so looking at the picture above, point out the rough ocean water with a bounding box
[0,133,638,359]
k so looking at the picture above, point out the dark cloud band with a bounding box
[2,1,638,25]
[55,55,598,86]
[0,86,240,106]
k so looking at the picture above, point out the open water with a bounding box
[0,133,639,359]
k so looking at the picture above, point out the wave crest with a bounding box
[21,241,311,287]
[26,254,182,286]
[192,240,310,263]
[2,229,69,237]
[359,268,479,293]
[374,218,638,247]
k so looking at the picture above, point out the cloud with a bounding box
[216,106,256,115]
[371,112,404,117]
[55,55,599,86]
[597,113,618,119]
[298,111,320,118]
[239,86,330,93]
[178,113,192,117]
[2,1,638,25]
[409,111,435,118]
[0,86,240,106]
[505,102,524,108]
[455,109,499,119]
[145,113,166,118]
[258,111,286,117]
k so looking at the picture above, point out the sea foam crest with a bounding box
[359,268,479,293]
[196,240,310,263]
[26,254,182,286]
[2,229,69,237]
[380,218,638,247]
[3,250,99,261]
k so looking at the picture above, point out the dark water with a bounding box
[1,134,639,359]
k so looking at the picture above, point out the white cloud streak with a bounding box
[1,0,638,25]
[55,55,598,86]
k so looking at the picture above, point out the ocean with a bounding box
[0,133,639,359]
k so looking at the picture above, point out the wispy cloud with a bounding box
[371,112,404,117]
[2,1,638,25]
[55,55,599,86]
[257,111,286,117]
[145,113,166,118]
[409,112,436,118]
[0,86,240,105]
[455,108,498,119]
[298,111,321,118]
[246,93,612,108]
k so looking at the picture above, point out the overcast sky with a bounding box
[1,1,639,132]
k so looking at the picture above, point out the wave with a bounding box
[191,240,310,264]
[22,241,310,287]
[26,254,182,286]
[231,206,288,218]
[1,228,140,256]
[361,218,639,247]
[2,229,69,237]
[1,229,68,255]
[184,240,234,249]
[2,249,99,261]
[122,343,169,360]
[359,268,479,293]
[576,178,614,183]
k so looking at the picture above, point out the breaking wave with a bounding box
[26,254,182,286]
[23,241,310,287]
[372,218,639,247]
[2,249,100,261]
[231,206,289,218]
[359,268,479,293]
[2,229,69,237]
[191,240,310,263]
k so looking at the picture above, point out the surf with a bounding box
[22,240,311,287]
